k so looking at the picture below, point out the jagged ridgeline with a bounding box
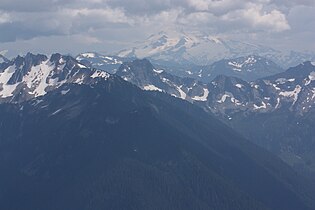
[0,53,109,102]
[97,57,315,178]
[0,53,315,210]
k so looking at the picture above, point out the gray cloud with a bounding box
[0,0,314,56]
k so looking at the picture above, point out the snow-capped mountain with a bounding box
[2,52,314,117]
[117,31,273,65]
[117,31,315,68]
[216,62,315,177]
[112,58,315,117]
[206,61,315,116]
[197,55,284,82]
[2,52,315,185]
[116,59,209,102]
[0,53,111,103]
[2,65,314,210]
[78,52,285,82]
[112,58,315,176]
[76,52,132,74]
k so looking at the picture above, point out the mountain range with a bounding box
[76,52,133,74]
[0,53,110,103]
[77,56,315,178]
[1,53,315,209]
[76,53,285,82]
[103,57,315,117]
[117,31,315,69]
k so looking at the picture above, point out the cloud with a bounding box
[0,5,134,42]
[186,0,246,14]
[105,0,179,15]
[0,0,293,43]
[0,11,10,24]
[222,3,290,32]
[0,0,313,55]
[273,0,315,7]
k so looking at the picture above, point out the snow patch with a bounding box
[143,84,162,92]
[276,78,286,84]
[272,84,281,90]
[61,89,70,95]
[80,53,96,58]
[228,56,257,72]
[309,71,315,81]
[275,97,281,109]
[153,69,164,74]
[77,63,87,68]
[0,65,18,98]
[254,101,267,110]
[218,93,230,103]
[51,109,62,116]
[162,77,171,84]
[231,97,242,106]
[235,84,243,89]
[186,70,193,75]
[192,88,209,101]
[244,56,257,64]
[91,70,110,80]
[217,93,242,105]
[228,61,242,69]
[176,85,186,99]
[208,36,222,44]
[311,88,315,100]
[279,85,302,105]
[25,60,56,97]
[0,83,18,98]
[104,57,122,64]
[74,75,85,84]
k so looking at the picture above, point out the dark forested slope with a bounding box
[0,76,314,210]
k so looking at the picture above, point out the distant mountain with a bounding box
[116,59,208,102]
[105,58,315,178]
[197,55,284,82]
[117,31,276,65]
[2,54,315,208]
[1,73,315,210]
[229,106,315,180]
[78,53,285,82]
[111,58,315,117]
[208,62,315,177]
[117,31,315,68]
[76,52,132,74]
[206,61,315,116]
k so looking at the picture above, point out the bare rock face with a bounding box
[0,53,111,103]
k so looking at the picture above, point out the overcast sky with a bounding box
[0,0,314,57]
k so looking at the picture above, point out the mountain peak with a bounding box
[116,59,155,81]
[117,30,281,65]
[131,58,154,67]
[117,31,315,68]
[77,52,98,59]
[0,53,112,102]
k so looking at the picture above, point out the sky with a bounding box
[0,0,314,57]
